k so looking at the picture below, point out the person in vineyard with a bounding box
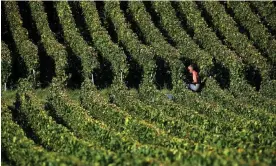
[166,64,201,100]
[186,64,201,92]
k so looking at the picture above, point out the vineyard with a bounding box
[1,1,276,165]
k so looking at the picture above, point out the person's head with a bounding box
[188,64,195,73]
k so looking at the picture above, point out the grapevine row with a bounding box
[122,2,185,90]
[81,85,274,164]
[30,84,248,165]
[46,86,197,163]
[111,89,275,151]
[4,1,39,84]
[80,83,213,150]
[225,1,276,98]
[176,2,275,100]
[81,86,175,147]
[149,91,274,136]
[148,2,274,103]
[54,1,98,80]
[28,2,68,84]
[87,1,156,89]
[250,1,276,35]
[149,1,213,76]
[226,1,276,64]
[77,1,128,85]
[81,85,260,164]
[126,2,180,61]
[1,41,12,90]
[148,1,261,101]
[6,84,275,165]
[15,88,157,165]
[175,2,252,93]
[199,1,271,80]
[142,2,246,100]
[150,2,245,95]
[1,104,88,165]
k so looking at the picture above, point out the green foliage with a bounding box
[227,1,276,64]
[201,1,271,80]
[2,1,276,165]
[15,89,165,165]
[1,104,88,165]
[151,2,213,76]
[127,2,185,90]
[1,41,12,87]
[176,1,276,100]
[99,1,156,89]
[259,80,276,99]
[80,84,241,164]
[80,85,167,145]
[178,2,251,92]
[54,1,98,79]
[15,90,114,165]
[79,2,128,85]
[47,85,131,152]
[81,84,275,165]
[47,85,190,163]
[250,1,276,33]
[4,1,39,85]
[113,88,276,150]
[29,1,68,85]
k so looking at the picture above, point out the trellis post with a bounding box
[91,73,94,85]
[4,83,7,91]
[32,69,36,86]
[120,71,123,83]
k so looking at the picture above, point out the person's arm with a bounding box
[192,72,198,84]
